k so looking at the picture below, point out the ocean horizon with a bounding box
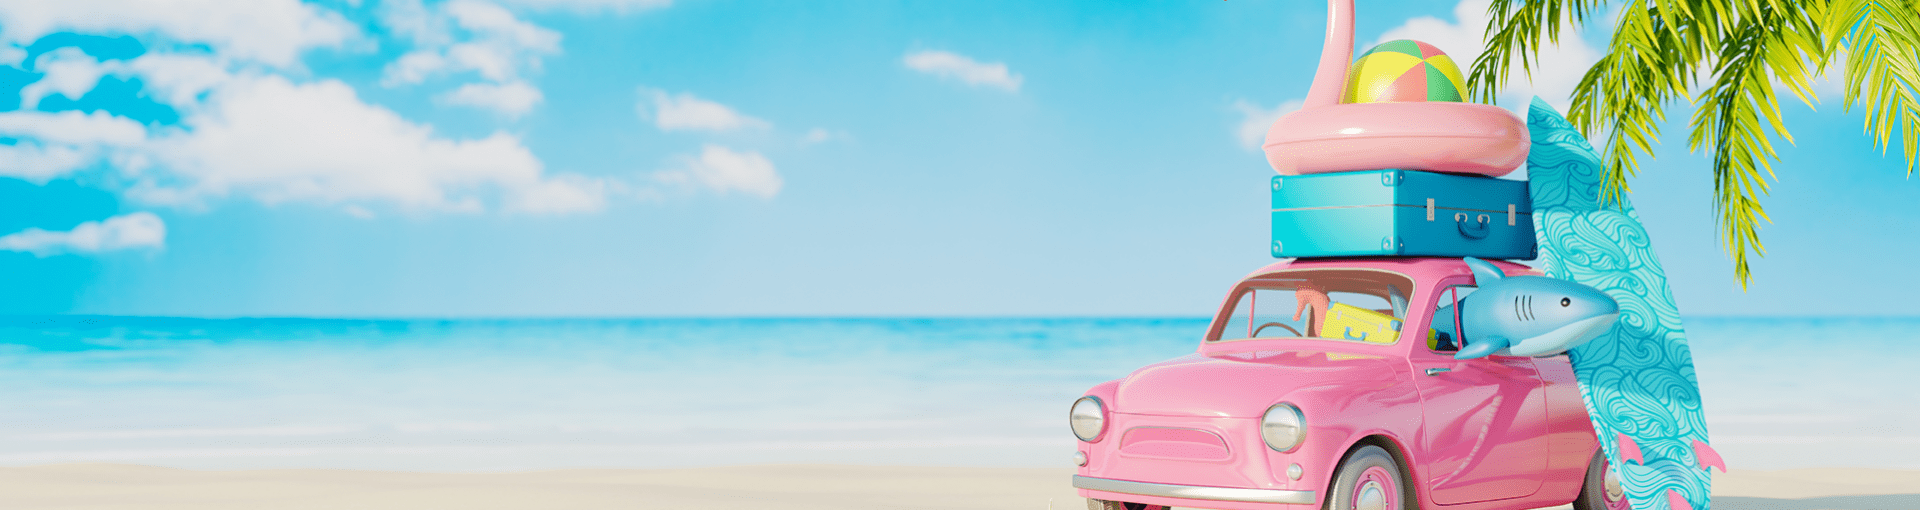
[2,315,1914,472]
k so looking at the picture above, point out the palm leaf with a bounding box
[1573,2,1699,206]
[1466,0,1918,289]
[1685,3,1827,287]
[1468,0,1612,104]
[1834,0,1920,176]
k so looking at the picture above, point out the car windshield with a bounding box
[1212,269,1416,344]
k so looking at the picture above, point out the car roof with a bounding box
[1239,257,1541,285]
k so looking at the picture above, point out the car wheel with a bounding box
[1324,445,1406,510]
[1086,499,1169,510]
[1573,450,1632,510]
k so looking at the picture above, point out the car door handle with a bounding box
[1425,368,1451,376]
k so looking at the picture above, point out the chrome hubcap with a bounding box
[1603,465,1624,501]
[1354,480,1387,510]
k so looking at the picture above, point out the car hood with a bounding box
[1114,348,1399,418]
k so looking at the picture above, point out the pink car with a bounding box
[1072,257,1623,510]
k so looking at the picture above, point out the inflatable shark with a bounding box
[1438,257,1620,360]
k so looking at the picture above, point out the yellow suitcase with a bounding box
[1318,303,1402,344]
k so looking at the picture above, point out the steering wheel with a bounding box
[1252,322,1304,338]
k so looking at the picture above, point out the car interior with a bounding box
[1214,270,1416,343]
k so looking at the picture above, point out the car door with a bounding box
[1407,281,1551,505]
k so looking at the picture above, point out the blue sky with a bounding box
[0,0,1913,317]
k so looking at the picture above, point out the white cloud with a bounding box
[0,110,148,146]
[140,74,602,214]
[1812,63,1845,98]
[1372,0,1603,112]
[379,0,559,85]
[656,145,782,199]
[0,45,25,66]
[493,0,672,13]
[0,212,166,256]
[903,50,1022,92]
[0,0,613,218]
[444,42,520,82]
[379,0,452,47]
[446,0,561,52]
[20,48,114,109]
[0,110,148,181]
[0,144,89,182]
[799,127,851,146]
[441,80,543,117]
[13,49,232,113]
[509,174,607,214]
[125,53,232,108]
[643,89,771,132]
[802,128,831,145]
[0,0,356,67]
[377,0,559,116]
[382,50,448,86]
[1233,99,1303,150]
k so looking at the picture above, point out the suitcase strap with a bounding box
[1273,203,1527,226]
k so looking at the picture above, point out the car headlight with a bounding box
[1070,396,1107,442]
[1261,403,1306,452]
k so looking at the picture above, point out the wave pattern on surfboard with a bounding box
[1525,97,1718,510]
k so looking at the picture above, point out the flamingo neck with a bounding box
[1303,0,1355,107]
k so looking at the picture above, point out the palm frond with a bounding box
[1835,0,1920,176]
[1570,2,1710,207]
[1467,0,1920,288]
[1467,0,1611,103]
[1685,5,1820,288]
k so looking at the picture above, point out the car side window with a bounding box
[1429,285,1477,352]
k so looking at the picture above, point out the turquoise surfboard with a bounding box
[1525,98,1724,510]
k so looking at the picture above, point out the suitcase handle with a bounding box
[1455,213,1491,239]
[1342,327,1368,341]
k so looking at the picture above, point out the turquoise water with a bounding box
[0,316,1913,471]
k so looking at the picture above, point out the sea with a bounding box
[0,316,1914,472]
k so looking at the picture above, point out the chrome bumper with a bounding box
[1073,475,1316,505]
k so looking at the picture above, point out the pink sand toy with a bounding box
[1071,258,1620,510]
[1261,0,1527,176]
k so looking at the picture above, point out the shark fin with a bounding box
[1454,335,1509,359]
[1616,433,1644,465]
[1693,439,1727,473]
[1463,256,1505,284]
[1666,489,1694,510]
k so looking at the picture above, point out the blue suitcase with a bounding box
[1271,170,1535,259]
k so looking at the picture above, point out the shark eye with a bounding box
[1560,298,1572,307]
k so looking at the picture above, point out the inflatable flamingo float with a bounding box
[1261,0,1528,177]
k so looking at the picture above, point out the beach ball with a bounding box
[1343,39,1469,103]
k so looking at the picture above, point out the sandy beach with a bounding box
[4,464,1917,510]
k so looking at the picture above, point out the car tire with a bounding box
[1086,499,1168,510]
[1324,445,1407,510]
[1572,450,1633,510]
